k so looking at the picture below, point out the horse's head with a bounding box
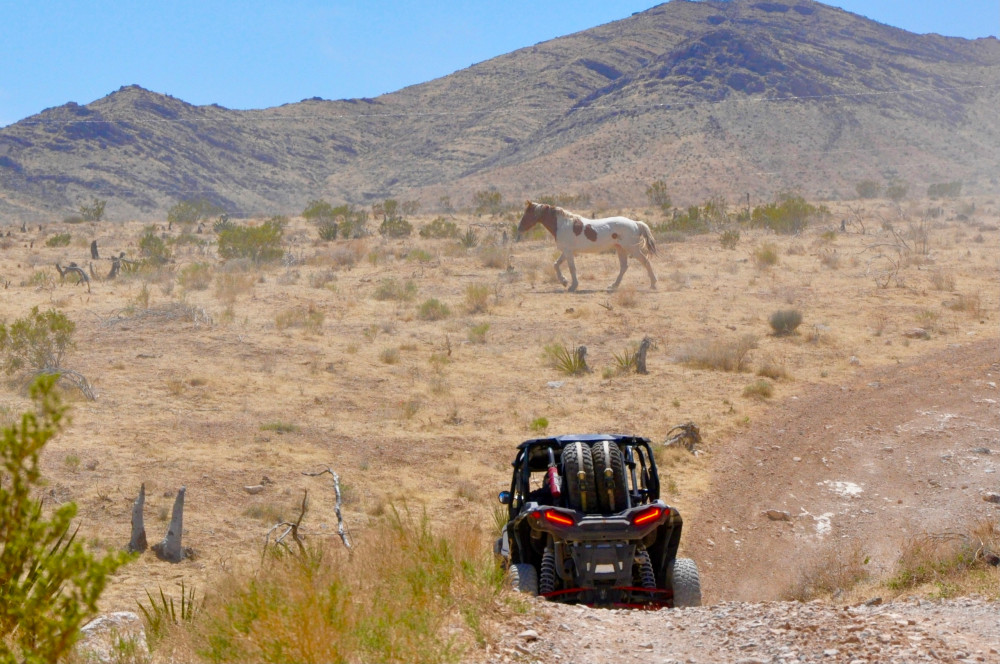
[516,201,555,241]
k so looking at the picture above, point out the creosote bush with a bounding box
[217,218,284,264]
[769,309,803,336]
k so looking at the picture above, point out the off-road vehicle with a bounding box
[495,433,701,608]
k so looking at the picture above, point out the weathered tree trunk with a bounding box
[636,336,653,374]
[575,346,589,373]
[152,487,186,562]
[128,483,147,553]
[91,240,99,260]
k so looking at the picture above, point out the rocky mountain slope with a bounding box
[1,0,998,221]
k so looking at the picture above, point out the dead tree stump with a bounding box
[152,487,187,562]
[636,337,653,374]
[90,240,99,260]
[575,346,589,373]
[127,483,147,553]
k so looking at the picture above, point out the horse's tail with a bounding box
[638,221,657,256]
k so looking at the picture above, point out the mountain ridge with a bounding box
[1,0,997,221]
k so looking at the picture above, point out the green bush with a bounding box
[44,233,71,248]
[373,278,417,302]
[139,227,172,265]
[379,217,413,238]
[167,198,225,226]
[927,181,962,199]
[0,376,131,663]
[417,298,451,321]
[302,199,335,223]
[419,217,460,239]
[217,218,284,264]
[769,309,803,336]
[78,198,106,222]
[749,194,826,235]
[317,221,339,241]
[0,307,75,376]
[719,229,740,250]
[177,263,213,291]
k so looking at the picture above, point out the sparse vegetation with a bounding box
[417,298,451,321]
[217,217,285,264]
[676,334,758,373]
[543,342,589,375]
[374,278,418,302]
[44,233,71,248]
[420,217,460,239]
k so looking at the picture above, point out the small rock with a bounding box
[764,509,792,521]
[982,492,1000,504]
[903,327,930,339]
[849,356,861,365]
[517,629,540,642]
[863,596,883,606]
[547,381,564,389]
[244,485,265,495]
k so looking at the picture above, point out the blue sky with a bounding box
[1,1,996,127]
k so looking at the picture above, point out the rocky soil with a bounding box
[494,339,1000,663]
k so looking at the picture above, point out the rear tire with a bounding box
[668,557,701,607]
[507,563,538,595]
[539,550,557,594]
[563,442,597,513]
[592,440,627,513]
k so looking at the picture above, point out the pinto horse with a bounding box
[517,201,657,292]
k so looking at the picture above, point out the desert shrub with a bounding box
[530,417,549,433]
[0,376,131,663]
[676,334,758,373]
[317,221,339,241]
[0,307,75,377]
[464,283,490,313]
[719,229,740,250]
[420,217,460,239]
[742,379,774,399]
[302,199,335,223]
[752,242,780,268]
[168,197,224,226]
[212,216,235,234]
[373,278,417,302]
[749,194,825,234]
[654,206,708,235]
[217,218,284,264]
[467,323,490,344]
[757,358,791,380]
[645,180,672,216]
[139,227,172,265]
[407,248,434,263]
[379,347,400,365]
[177,262,213,291]
[417,298,451,321]
[44,233,71,248]
[886,520,999,598]
[78,197,106,222]
[855,179,881,199]
[769,309,803,336]
[379,217,413,238]
[543,342,589,375]
[783,543,871,601]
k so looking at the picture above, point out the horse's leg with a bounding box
[630,245,657,290]
[609,247,628,291]
[566,253,579,292]
[553,251,569,288]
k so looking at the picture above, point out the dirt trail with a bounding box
[495,339,1000,663]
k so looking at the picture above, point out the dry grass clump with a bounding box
[416,298,451,321]
[884,519,1000,599]
[676,334,758,372]
[742,379,774,400]
[464,283,491,314]
[162,509,505,664]
[275,304,324,333]
[752,242,780,268]
[214,271,256,305]
[769,309,803,336]
[373,278,418,302]
[929,269,956,291]
[177,262,214,291]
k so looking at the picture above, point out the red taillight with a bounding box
[632,506,663,525]
[543,510,575,526]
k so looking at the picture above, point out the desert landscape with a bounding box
[1,190,997,660]
[2,0,999,661]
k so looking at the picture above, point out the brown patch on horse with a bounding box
[573,218,584,236]
[612,232,618,239]
[584,225,598,242]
